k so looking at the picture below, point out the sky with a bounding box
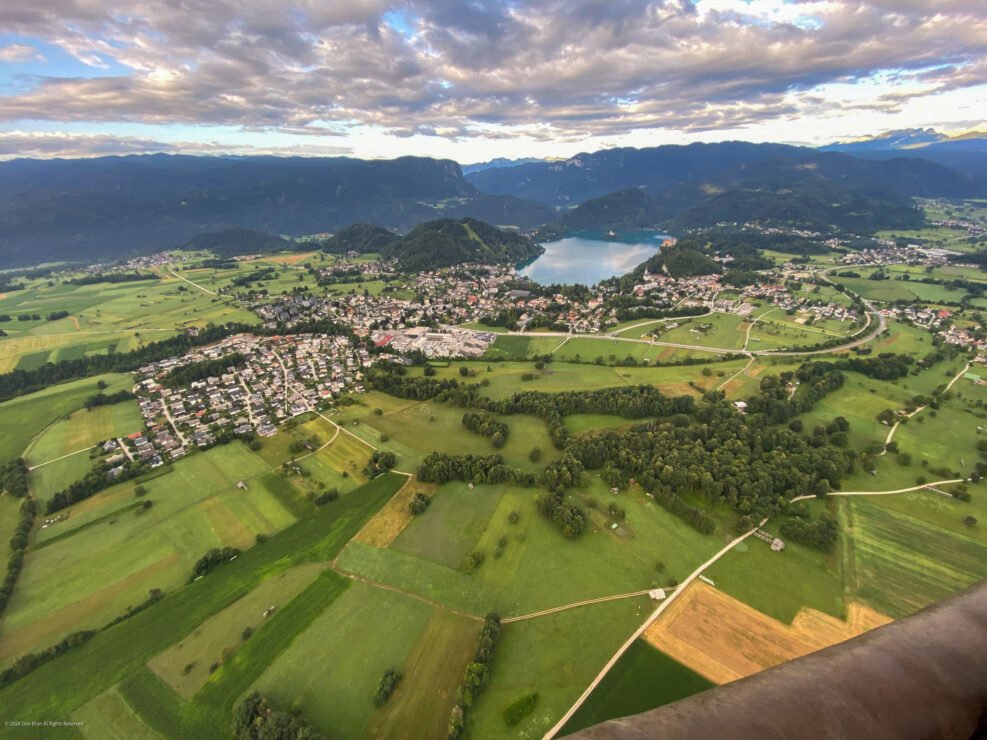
[0,0,984,162]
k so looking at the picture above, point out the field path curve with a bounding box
[543,520,767,739]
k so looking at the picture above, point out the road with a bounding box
[270,349,291,417]
[313,409,379,452]
[791,479,967,502]
[605,309,712,339]
[743,307,777,352]
[496,299,885,359]
[502,589,657,624]
[235,371,257,427]
[543,519,768,739]
[160,401,187,447]
[717,355,756,392]
[879,361,969,454]
[169,268,217,296]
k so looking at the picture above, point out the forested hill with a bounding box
[555,188,664,231]
[639,243,722,279]
[0,154,553,268]
[389,219,543,271]
[324,218,542,270]
[321,224,401,255]
[535,152,936,235]
[183,229,289,255]
[669,176,925,233]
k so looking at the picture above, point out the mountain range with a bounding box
[0,155,552,267]
[0,136,984,268]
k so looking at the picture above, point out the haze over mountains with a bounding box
[0,136,984,268]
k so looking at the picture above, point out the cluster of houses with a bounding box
[841,245,955,267]
[131,333,372,461]
[741,282,859,324]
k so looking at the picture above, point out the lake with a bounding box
[519,231,669,285]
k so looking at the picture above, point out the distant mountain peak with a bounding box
[822,128,946,151]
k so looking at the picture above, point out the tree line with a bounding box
[537,457,588,538]
[0,494,35,618]
[67,272,160,285]
[83,389,135,410]
[189,547,241,582]
[416,453,535,487]
[447,384,696,449]
[449,614,501,740]
[779,512,839,552]
[46,460,150,514]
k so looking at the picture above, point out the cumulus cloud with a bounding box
[0,43,43,62]
[0,0,983,147]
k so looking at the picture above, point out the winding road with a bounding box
[492,296,885,359]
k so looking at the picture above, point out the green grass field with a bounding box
[148,562,327,699]
[28,449,98,502]
[392,482,507,569]
[561,640,714,735]
[705,525,846,623]
[365,608,480,739]
[866,319,935,357]
[0,474,405,734]
[0,274,257,373]
[658,312,749,351]
[467,597,651,738]
[0,444,293,665]
[383,359,744,402]
[338,478,724,617]
[252,581,435,738]
[23,400,144,500]
[72,687,160,740]
[356,398,560,472]
[843,498,987,618]
[0,373,133,464]
[834,274,974,304]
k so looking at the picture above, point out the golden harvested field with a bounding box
[352,476,435,548]
[643,582,889,685]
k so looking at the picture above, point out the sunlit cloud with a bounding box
[0,0,983,159]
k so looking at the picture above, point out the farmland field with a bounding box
[0,444,293,664]
[561,640,714,736]
[364,608,480,740]
[73,688,160,740]
[24,401,143,465]
[704,529,846,623]
[252,581,435,738]
[0,275,257,373]
[467,597,651,738]
[148,563,327,698]
[842,498,987,618]
[357,398,559,472]
[0,474,405,729]
[0,373,133,463]
[642,581,888,684]
[4,226,987,740]
[338,479,723,617]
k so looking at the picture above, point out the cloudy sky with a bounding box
[0,0,984,161]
